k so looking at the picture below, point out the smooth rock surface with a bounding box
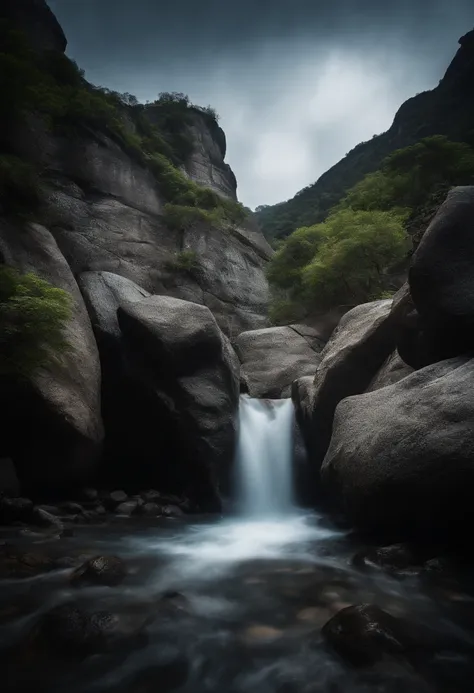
[118,296,240,509]
[322,355,474,540]
[234,325,324,399]
[0,221,103,494]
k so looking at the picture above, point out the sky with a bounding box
[48,0,474,210]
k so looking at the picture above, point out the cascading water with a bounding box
[236,395,295,517]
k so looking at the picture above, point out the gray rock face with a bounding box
[0,0,67,53]
[293,300,396,470]
[118,296,240,509]
[322,355,474,540]
[409,186,474,362]
[14,114,271,336]
[235,325,324,399]
[0,221,103,494]
[183,111,237,200]
[366,352,414,392]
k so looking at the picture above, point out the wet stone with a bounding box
[32,507,64,531]
[115,500,139,516]
[71,555,127,587]
[0,496,33,524]
[142,502,161,517]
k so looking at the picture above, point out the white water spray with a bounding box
[236,395,295,517]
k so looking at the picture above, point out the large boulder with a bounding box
[409,186,474,364]
[321,355,474,541]
[0,221,103,494]
[366,351,414,392]
[234,325,324,399]
[0,0,67,54]
[117,296,240,510]
[293,300,397,470]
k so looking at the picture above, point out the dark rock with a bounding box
[162,504,184,518]
[0,496,33,524]
[0,221,103,496]
[352,544,432,575]
[141,489,161,504]
[0,458,20,497]
[28,602,148,660]
[0,0,68,54]
[234,325,324,399]
[71,555,127,587]
[59,501,84,515]
[142,502,161,517]
[409,186,474,363]
[32,507,64,531]
[321,355,474,541]
[293,300,398,471]
[322,604,408,667]
[366,351,414,392]
[79,487,98,502]
[36,504,62,516]
[115,500,139,516]
[118,296,240,509]
[105,490,128,508]
[95,504,106,516]
[0,545,56,579]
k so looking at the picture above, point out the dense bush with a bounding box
[267,209,409,318]
[0,267,72,378]
[0,155,41,216]
[163,204,222,231]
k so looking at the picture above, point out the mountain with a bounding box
[255,28,474,241]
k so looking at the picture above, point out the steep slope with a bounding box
[0,0,272,337]
[256,29,474,241]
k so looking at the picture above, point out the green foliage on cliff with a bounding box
[165,250,200,275]
[266,136,474,321]
[0,155,41,216]
[0,21,241,227]
[267,209,410,321]
[0,267,72,378]
[163,204,222,230]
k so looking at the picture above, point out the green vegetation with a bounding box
[0,155,41,216]
[0,22,243,226]
[0,267,72,378]
[165,250,200,275]
[266,135,474,322]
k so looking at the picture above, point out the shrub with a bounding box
[0,155,41,216]
[163,204,223,231]
[0,267,72,378]
[165,250,200,274]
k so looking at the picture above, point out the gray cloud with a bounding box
[48,0,474,208]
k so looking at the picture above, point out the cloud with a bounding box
[47,0,474,208]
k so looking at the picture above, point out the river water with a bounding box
[1,399,474,692]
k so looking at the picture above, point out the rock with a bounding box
[59,501,84,515]
[118,296,240,510]
[0,221,103,495]
[0,458,20,497]
[105,490,128,509]
[366,351,414,392]
[142,502,161,517]
[115,500,139,516]
[36,504,62,516]
[321,355,474,540]
[79,488,98,503]
[293,300,397,470]
[409,186,474,363]
[71,555,127,587]
[27,602,148,660]
[141,489,162,504]
[32,507,64,531]
[0,0,67,53]
[352,544,430,574]
[322,604,408,667]
[234,325,324,399]
[162,504,184,518]
[0,497,33,524]
[0,545,56,579]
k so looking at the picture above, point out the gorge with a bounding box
[2,1,474,692]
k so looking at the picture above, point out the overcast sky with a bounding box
[48,0,474,210]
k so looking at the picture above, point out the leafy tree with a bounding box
[0,267,72,378]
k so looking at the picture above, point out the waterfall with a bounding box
[236,395,295,517]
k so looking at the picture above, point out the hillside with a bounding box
[256,28,474,241]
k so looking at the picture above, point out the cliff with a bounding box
[256,28,474,240]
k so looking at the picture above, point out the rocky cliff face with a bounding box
[256,28,474,240]
[0,0,271,501]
